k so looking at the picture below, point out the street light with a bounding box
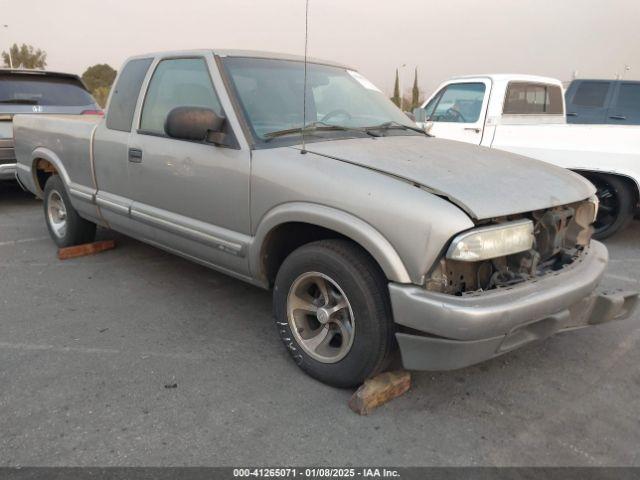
[2,25,13,69]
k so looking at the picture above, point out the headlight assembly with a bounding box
[446,219,534,262]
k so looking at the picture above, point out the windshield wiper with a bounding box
[263,121,380,141]
[0,98,39,105]
[366,121,432,137]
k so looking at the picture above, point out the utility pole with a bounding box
[2,25,13,69]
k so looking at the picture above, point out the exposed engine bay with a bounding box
[426,199,596,296]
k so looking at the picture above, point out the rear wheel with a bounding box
[586,173,635,240]
[43,175,96,248]
[273,239,395,388]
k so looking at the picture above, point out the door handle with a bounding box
[464,127,481,133]
[566,112,577,117]
[609,115,627,120]
[128,148,143,163]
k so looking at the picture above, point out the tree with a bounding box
[391,69,401,108]
[82,64,117,108]
[82,64,117,92]
[411,68,420,110]
[2,43,47,69]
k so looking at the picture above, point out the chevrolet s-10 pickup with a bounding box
[13,50,638,387]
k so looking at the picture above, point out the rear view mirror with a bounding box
[165,106,225,142]
[412,107,427,123]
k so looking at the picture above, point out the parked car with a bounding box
[414,74,640,239]
[566,79,640,125]
[13,51,637,387]
[0,69,101,183]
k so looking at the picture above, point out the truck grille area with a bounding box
[426,199,596,296]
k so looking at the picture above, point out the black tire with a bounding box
[43,175,96,248]
[273,239,395,388]
[586,173,635,240]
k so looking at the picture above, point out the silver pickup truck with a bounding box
[13,50,637,387]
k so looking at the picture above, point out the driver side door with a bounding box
[127,55,252,276]
[423,80,490,145]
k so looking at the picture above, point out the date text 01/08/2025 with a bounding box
[232,468,400,478]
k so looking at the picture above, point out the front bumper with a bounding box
[0,162,17,181]
[390,241,638,370]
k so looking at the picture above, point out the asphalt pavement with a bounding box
[1,182,639,466]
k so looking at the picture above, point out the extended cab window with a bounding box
[429,83,485,123]
[106,58,153,132]
[503,82,563,115]
[140,58,222,135]
[572,81,611,107]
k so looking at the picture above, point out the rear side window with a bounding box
[571,81,611,107]
[615,83,640,110]
[503,82,563,115]
[140,58,222,135]
[0,74,95,106]
[106,58,153,132]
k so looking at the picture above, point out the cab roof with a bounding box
[126,49,352,70]
[451,73,562,86]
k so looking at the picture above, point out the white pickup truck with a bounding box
[414,74,640,239]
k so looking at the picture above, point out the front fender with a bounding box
[250,202,412,284]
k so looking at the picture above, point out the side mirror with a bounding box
[165,106,225,142]
[412,107,427,123]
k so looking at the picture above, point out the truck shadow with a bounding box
[0,181,38,205]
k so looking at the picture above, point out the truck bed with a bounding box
[14,114,101,196]
[491,123,640,183]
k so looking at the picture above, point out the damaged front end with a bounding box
[426,198,598,296]
[391,197,638,371]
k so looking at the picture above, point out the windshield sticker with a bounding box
[347,70,382,93]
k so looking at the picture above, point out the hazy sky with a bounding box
[2,0,639,96]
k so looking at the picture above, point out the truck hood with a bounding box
[296,135,595,220]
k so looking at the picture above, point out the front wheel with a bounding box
[43,175,96,248]
[273,239,395,388]
[586,173,635,240]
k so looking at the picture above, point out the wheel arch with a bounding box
[30,147,71,198]
[573,169,640,207]
[250,203,412,287]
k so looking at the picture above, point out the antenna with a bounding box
[301,0,310,154]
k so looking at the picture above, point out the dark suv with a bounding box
[565,79,640,125]
[0,69,100,182]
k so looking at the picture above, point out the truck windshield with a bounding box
[222,57,417,142]
[0,74,95,107]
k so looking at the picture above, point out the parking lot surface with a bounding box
[1,182,639,466]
